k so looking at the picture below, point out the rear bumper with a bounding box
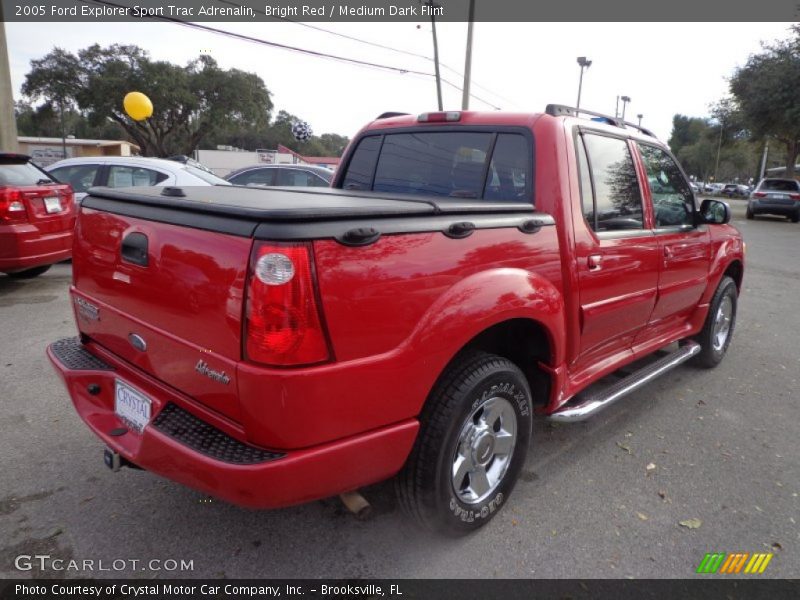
[749,200,800,216]
[0,224,73,272]
[47,337,418,509]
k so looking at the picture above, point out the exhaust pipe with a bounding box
[339,490,373,520]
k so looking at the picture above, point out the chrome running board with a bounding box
[548,341,701,423]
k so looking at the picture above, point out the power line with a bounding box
[211,0,514,108]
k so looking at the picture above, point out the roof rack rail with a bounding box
[545,104,656,138]
[375,112,410,120]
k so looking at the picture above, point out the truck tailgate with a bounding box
[72,206,250,422]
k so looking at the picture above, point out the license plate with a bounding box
[44,196,62,214]
[114,380,151,433]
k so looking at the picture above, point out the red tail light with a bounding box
[0,187,28,223]
[790,194,800,200]
[753,192,766,198]
[245,242,331,366]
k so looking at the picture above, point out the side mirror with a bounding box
[698,198,731,225]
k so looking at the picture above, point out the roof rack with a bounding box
[545,104,656,138]
[375,112,410,120]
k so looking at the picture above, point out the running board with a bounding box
[548,341,702,423]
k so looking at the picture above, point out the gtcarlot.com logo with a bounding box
[14,555,194,572]
[696,552,773,574]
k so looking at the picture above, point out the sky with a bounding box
[5,21,796,143]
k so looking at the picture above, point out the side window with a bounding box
[107,166,168,188]
[279,170,329,187]
[341,135,382,190]
[230,168,276,186]
[637,143,695,227]
[483,134,530,202]
[581,134,643,231]
[49,165,100,193]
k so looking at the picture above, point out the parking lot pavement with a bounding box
[1,200,798,579]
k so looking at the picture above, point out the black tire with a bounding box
[691,276,738,368]
[396,351,533,535]
[5,265,52,279]
[791,212,800,223]
[745,207,754,220]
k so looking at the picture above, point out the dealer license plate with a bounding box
[44,196,62,214]
[114,380,151,433]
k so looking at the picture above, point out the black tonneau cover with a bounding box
[82,185,555,242]
[85,185,534,220]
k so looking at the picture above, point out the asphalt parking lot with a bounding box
[0,199,798,580]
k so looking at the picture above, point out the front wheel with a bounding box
[745,207,754,219]
[396,352,533,535]
[691,276,738,368]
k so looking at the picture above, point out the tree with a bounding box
[22,44,273,157]
[729,27,800,177]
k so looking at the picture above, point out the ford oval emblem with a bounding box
[128,333,147,352]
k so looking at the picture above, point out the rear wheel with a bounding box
[691,276,738,368]
[791,212,800,223]
[5,265,52,279]
[396,352,532,535]
[745,207,754,219]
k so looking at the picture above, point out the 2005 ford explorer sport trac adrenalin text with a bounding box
[48,105,744,534]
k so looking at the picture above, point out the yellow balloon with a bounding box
[123,92,153,121]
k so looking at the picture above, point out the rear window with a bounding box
[341,131,532,203]
[0,159,53,186]
[185,165,230,185]
[760,179,800,192]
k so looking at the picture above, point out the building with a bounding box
[18,136,140,167]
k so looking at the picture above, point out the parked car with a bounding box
[721,183,750,198]
[689,182,702,194]
[225,164,333,188]
[747,178,800,222]
[704,182,724,194]
[47,156,229,204]
[1,153,75,278]
[48,106,743,535]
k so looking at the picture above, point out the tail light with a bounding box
[753,192,766,198]
[0,187,28,223]
[245,242,331,367]
[790,194,800,200]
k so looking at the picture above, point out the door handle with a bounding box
[664,246,673,259]
[588,254,603,270]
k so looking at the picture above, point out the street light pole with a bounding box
[576,56,592,111]
[637,113,643,127]
[620,95,631,121]
[461,0,476,110]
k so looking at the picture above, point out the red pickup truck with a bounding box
[48,106,743,534]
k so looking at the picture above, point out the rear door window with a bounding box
[49,164,100,193]
[580,133,644,231]
[107,166,168,188]
[341,130,532,202]
[279,169,329,187]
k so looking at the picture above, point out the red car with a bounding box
[1,153,75,278]
[48,106,743,534]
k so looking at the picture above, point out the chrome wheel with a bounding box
[451,396,517,505]
[712,295,733,351]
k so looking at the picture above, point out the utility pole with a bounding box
[0,13,20,152]
[759,140,769,181]
[421,1,443,111]
[637,113,643,127]
[461,0,475,110]
[714,122,723,182]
